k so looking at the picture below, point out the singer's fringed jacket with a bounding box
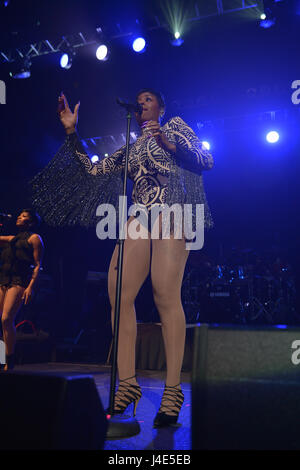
[30,116,214,229]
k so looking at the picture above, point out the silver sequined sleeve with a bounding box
[164,117,214,230]
[168,116,214,172]
[29,132,124,227]
[71,132,125,176]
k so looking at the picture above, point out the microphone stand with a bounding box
[105,104,141,440]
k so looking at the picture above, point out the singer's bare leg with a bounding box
[108,216,150,386]
[151,236,189,394]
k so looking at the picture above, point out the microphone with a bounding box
[116,98,143,115]
[0,213,12,219]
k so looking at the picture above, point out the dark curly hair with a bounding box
[20,208,41,230]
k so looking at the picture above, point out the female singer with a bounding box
[30,89,213,426]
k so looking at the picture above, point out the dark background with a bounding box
[0,0,299,346]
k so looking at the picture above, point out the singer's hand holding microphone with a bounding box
[142,121,176,153]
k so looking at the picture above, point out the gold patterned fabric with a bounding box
[30,116,214,229]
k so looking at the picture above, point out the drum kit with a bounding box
[182,247,297,325]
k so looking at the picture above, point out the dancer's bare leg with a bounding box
[1,285,24,369]
[0,286,6,317]
[0,286,6,368]
[108,216,150,385]
[0,286,7,342]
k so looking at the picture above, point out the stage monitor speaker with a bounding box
[192,324,300,450]
[0,371,108,450]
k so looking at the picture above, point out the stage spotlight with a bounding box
[91,155,99,163]
[266,131,279,143]
[132,37,146,53]
[94,27,110,61]
[9,56,31,79]
[60,46,76,70]
[60,53,70,69]
[96,44,109,61]
[202,141,210,150]
[171,31,184,47]
[60,52,75,69]
[259,8,276,28]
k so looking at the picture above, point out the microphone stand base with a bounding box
[105,414,141,440]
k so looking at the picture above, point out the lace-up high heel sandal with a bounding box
[153,384,184,428]
[108,375,142,416]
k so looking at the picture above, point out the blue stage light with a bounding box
[9,57,31,79]
[260,18,275,28]
[171,35,184,47]
[91,155,99,163]
[202,141,210,150]
[132,37,146,53]
[96,44,109,61]
[60,53,71,69]
[259,8,275,28]
[266,131,279,143]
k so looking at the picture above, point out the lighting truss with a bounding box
[0,32,95,64]
[0,1,262,65]
[161,0,261,26]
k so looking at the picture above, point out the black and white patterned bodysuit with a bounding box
[72,116,214,209]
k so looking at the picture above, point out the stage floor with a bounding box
[11,362,192,451]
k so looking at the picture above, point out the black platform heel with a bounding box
[153,384,184,428]
[107,375,142,416]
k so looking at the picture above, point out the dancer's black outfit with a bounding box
[0,231,35,370]
[0,232,34,288]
